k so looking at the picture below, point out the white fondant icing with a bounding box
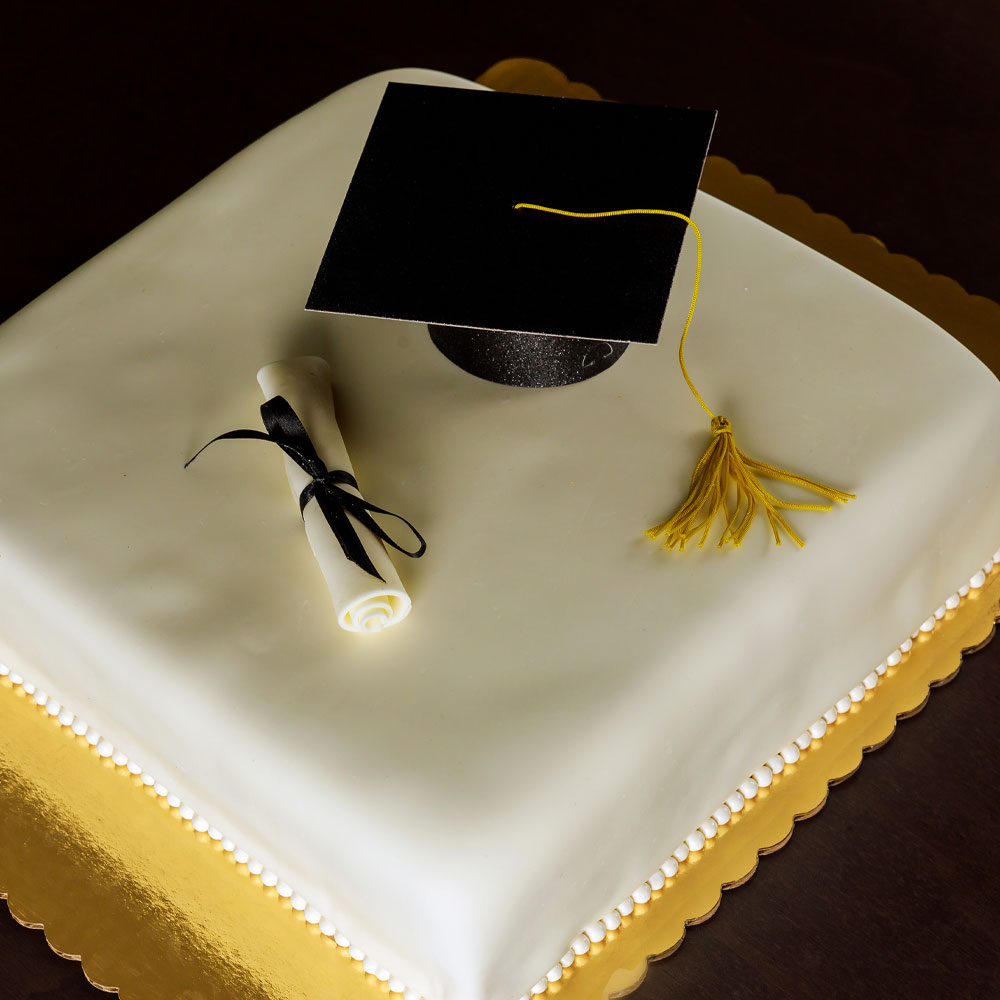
[2,67,1000,1000]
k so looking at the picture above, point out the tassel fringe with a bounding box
[646,416,855,551]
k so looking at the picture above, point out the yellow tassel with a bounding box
[513,202,856,549]
[645,415,855,550]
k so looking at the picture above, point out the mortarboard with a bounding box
[306,82,853,549]
[306,82,716,387]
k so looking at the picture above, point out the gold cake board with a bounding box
[3,58,1000,1000]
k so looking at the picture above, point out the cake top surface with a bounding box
[2,69,999,1000]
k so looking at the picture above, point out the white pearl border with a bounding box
[2,546,997,1000]
[517,546,1000,999]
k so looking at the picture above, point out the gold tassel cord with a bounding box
[513,203,856,549]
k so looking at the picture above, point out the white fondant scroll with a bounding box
[256,356,412,633]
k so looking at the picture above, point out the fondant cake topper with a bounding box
[187,357,424,632]
[306,82,716,387]
[514,203,856,548]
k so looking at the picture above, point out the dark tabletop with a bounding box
[3,2,999,998]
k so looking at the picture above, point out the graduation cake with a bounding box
[2,68,999,1000]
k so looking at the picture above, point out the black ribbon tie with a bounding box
[185,395,426,581]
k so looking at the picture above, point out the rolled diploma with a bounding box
[256,356,412,633]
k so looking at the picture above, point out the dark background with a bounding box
[3,1,999,997]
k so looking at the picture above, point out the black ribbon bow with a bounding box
[186,395,426,582]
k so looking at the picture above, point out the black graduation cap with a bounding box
[307,83,716,387]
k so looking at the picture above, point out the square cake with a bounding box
[2,68,999,1000]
